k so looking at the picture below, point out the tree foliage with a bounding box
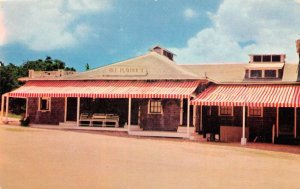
[0,57,76,114]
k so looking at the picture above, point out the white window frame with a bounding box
[248,107,263,117]
[38,97,51,112]
[218,106,233,116]
[148,99,163,114]
[249,69,278,79]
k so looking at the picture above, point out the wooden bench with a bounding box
[79,113,119,127]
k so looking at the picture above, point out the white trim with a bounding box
[241,105,247,145]
[249,69,279,79]
[248,107,263,117]
[64,97,67,123]
[218,106,234,116]
[76,97,80,127]
[187,98,190,137]
[199,105,203,132]
[25,98,28,117]
[192,105,196,127]
[38,97,51,112]
[5,96,9,122]
[1,95,5,121]
[148,99,163,114]
[179,98,183,125]
[128,97,132,131]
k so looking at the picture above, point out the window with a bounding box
[262,55,271,62]
[39,97,50,111]
[219,106,233,116]
[250,70,262,78]
[272,55,281,62]
[148,100,162,114]
[248,107,263,117]
[253,55,262,62]
[264,70,276,78]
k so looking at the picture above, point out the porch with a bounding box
[1,80,201,138]
[192,84,300,145]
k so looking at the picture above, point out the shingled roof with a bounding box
[61,52,200,80]
[180,63,299,84]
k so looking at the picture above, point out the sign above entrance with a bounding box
[103,66,148,76]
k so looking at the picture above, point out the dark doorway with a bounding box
[279,108,294,135]
[66,97,77,121]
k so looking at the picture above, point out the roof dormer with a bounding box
[244,54,286,81]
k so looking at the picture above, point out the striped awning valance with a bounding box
[8,80,200,99]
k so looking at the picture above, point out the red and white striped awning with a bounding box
[8,80,200,99]
[191,85,300,107]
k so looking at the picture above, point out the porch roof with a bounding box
[8,80,200,99]
[191,84,300,107]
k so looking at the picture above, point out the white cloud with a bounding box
[183,8,198,19]
[173,0,300,63]
[0,0,112,51]
[0,10,5,45]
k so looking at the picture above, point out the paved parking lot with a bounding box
[1,125,300,189]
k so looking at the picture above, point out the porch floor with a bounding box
[31,124,128,132]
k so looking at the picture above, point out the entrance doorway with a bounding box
[66,98,77,121]
[279,108,294,135]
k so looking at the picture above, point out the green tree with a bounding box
[0,57,76,114]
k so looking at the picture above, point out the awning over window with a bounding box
[191,85,300,107]
[8,80,200,99]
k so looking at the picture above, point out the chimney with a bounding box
[150,46,175,61]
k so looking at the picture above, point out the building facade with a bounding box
[2,46,300,145]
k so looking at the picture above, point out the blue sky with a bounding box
[0,0,300,71]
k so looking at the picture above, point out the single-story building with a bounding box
[1,45,300,145]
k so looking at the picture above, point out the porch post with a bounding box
[64,97,67,123]
[5,96,9,122]
[179,98,183,125]
[241,105,247,145]
[200,105,203,132]
[193,105,196,126]
[128,97,132,131]
[76,97,80,127]
[25,98,28,117]
[294,107,297,139]
[0,95,4,121]
[187,97,190,137]
[276,107,279,138]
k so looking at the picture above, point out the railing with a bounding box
[28,69,76,78]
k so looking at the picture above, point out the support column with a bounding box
[25,98,29,118]
[294,107,297,139]
[128,97,132,131]
[76,97,80,127]
[200,105,203,132]
[0,95,5,121]
[192,105,196,126]
[64,97,67,123]
[187,98,190,137]
[276,107,279,138]
[241,105,247,145]
[179,98,183,125]
[5,96,9,122]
